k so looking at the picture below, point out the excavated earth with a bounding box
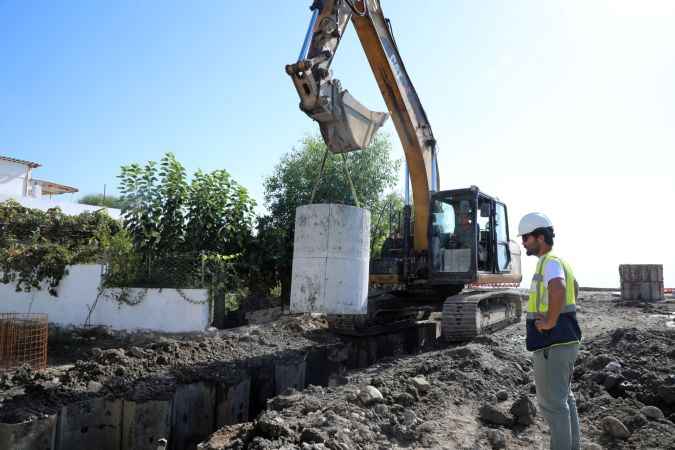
[0,313,339,423]
[200,291,675,450]
[1,290,674,450]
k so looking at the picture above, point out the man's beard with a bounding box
[526,244,539,256]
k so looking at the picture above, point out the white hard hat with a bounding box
[518,212,553,236]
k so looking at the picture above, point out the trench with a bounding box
[0,322,439,450]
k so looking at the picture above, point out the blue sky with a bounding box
[2,1,674,287]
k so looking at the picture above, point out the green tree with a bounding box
[118,159,163,268]
[184,169,255,255]
[116,152,255,288]
[157,153,188,253]
[261,133,401,300]
[78,194,128,210]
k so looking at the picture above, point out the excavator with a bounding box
[286,0,525,340]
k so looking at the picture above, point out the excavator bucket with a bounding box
[317,83,388,153]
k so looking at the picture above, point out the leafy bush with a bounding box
[115,153,255,291]
[0,200,121,296]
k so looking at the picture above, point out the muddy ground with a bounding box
[200,291,675,450]
[1,290,674,449]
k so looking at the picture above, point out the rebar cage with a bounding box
[0,313,48,372]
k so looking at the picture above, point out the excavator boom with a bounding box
[286,0,438,252]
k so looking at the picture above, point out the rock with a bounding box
[86,381,103,393]
[359,385,384,405]
[268,392,303,411]
[510,395,537,425]
[589,354,615,371]
[300,427,328,444]
[128,346,146,358]
[640,405,665,420]
[528,382,537,394]
[591,371,606,384]
[603,373,623,390]
[496,390,509,402]
[411,376,431,394]
[601,416,631,439]
[583,443,602,450]
[479,404,514,427]
[373,404,389,416]
[401,409,416,426]
[416,421,436,433]
[156,355,169,365]
[99,348,126,363]
[604,361,622,372]
[658,385,675,405]
[256,412,293,438]
[328,375,348,387]
[91,347,103,358]
[394,392,416,406]
[487,429,506,449]
[623,413,647,432]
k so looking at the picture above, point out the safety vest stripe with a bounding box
[535,255,548,313]
[526,303,576,319]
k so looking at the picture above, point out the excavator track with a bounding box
[441,290,526,342]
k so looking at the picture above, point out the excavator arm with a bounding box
[286,0,440,252]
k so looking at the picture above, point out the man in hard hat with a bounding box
[519,212,582,450]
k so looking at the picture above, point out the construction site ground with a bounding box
[1,289,674,450]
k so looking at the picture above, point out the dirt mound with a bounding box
[200,337,541,449]
[574,327,675,449]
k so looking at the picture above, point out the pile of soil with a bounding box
[201,336,542,450]
[574,327,675,449]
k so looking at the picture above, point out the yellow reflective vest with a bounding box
[526,253,582,351]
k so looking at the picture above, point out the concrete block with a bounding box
[619,264,664,301]
[170,383,215,450]
[122,399,172,450]
[215,377,251,426]
[55,398,122,450]
[291,204,370,314]
[0,415,57,450]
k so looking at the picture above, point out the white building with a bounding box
[0,155,121,218]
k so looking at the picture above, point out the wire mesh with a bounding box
[0,313,48,372]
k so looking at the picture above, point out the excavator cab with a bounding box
[428,187,521,288]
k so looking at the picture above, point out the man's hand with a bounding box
[534,278,566,332]
[535,314,555,332]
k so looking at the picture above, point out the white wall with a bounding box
[0,161,27,197]
[0,265,211,333]
[0,193,121,219]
